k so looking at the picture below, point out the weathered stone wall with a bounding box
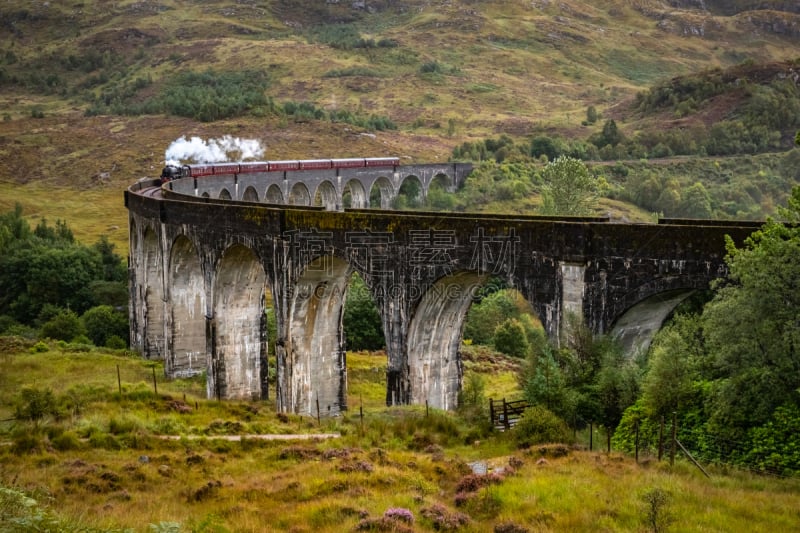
[127,177,760,415]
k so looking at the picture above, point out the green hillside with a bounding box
[0,0,798,246]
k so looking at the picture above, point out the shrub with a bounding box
[641,487,672,533]
[383,507,414,524]
[420,503,470,530]
[82,305,128,347]
[513,405,573,448]
[40,308,85,342]
[420,61,442,74]
[50,430,82,451]
[11,427,44,455]
[742,404,800,475]
[460,488,503,519]
[88,431,121,450]
[30,341,49,353]
[109,415,142,435]
[105,335,127,349]
[15,387,59,422]
[458,372,488,424]
[493,318,529,358]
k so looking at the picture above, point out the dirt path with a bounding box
[156,433,341,441]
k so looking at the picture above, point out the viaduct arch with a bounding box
[126,163,760,416]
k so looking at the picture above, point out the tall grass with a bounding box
[1,343,799,531]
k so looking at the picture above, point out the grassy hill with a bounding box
[2,340,800,532]
[1,1,799,252]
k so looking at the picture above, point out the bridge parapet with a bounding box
[161,163,472,210]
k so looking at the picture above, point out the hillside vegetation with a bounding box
[1,0,799,251]
[2,341,800,532]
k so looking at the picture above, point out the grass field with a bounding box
[1,340,799,532]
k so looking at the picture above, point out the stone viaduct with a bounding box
[126,161,761,416]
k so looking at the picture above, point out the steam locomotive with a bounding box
[160,157,400,184]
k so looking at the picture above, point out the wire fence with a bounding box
[487,400,797,478]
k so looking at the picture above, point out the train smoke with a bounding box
[164,135,264,165]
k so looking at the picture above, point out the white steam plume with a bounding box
[164,135,265,165]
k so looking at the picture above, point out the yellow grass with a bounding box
[2,344,800,531]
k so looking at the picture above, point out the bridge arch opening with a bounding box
[168,235,206,378]
[407,271,488,410]
[430,172,453,192]
[289,183,311,206]
[462,284,543,352]
[340,272,387,408]
[395,175,423,209]
[426,173,455,209]
[313,181,338,211]
[343,272,385,353]
[610,289,698,359]
[288,256,351,416]
[369,177,393,209]
[212,244,268,400]
[265,184,283,204]
[219,188,232,200]
[242,186,259,202]
[142,227,165,360]
[343,179,367,209]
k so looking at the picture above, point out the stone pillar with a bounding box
[559,261,586,339]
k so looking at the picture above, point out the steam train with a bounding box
[160,157,400,184]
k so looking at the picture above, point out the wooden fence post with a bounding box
[670,412,677,467]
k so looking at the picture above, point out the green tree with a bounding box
[679,182,713,218]
[458,372,488,424]
[343,274,384,351]
[464,288,537,346]
[82,305,129,347]
[702,187,800,438]
[39,308,85,342]
[92,236,127,282]
[521,344,573,419]
[0,208,127,326]
[513,404,573,447]
[640,314,704,420]
[530,135,562,161]
[493,318,529,358]
[586,105,599,124]
[539,156,598,216]
[590,119,624,148]
[595,348,640,439]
